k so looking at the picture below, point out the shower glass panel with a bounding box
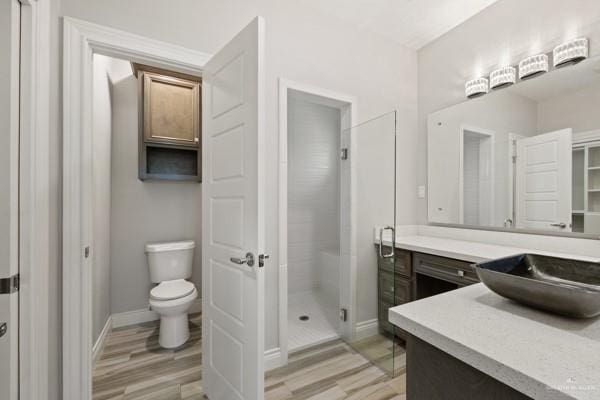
[342,110,403,376]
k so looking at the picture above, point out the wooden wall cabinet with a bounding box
[133,63,202,182]
[142,72,200,147]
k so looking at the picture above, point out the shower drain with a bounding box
[299,315,310,321]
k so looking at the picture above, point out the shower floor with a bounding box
[288,290,339,352]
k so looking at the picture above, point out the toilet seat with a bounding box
[150,279,195,301]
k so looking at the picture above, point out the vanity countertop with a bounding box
[389,284,600,399]
[377,232,600,263]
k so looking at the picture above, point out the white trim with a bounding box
[277,78,357,367]
[92,316,112,367]
[354,319,379,341]
[18,0,51,399]
[111,307,159,329]
[62,17,212,400]
[111,299,202,329]
[264,348,282,371]
[573,129,600,145]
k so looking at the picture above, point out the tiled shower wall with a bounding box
[287,96,341,294]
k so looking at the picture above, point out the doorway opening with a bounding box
[278,79,356,363]
[287,89,342,352]
[459,125,495,226]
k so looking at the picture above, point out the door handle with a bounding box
[378,226,395,259]
[550,222,566,228]
[230,252,255,267]
[0,323,6,338]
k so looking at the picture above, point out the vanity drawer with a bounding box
[379,270,411,304]
[377,247,412,277]
[413,252,479,285]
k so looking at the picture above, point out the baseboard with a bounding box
[264,347,283,371]
[112,298,202,329]
[354,318,379,340]
[92,316,112,367]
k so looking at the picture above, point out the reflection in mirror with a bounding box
[428,55,600,236]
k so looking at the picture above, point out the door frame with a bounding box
[277,78,357,367]
[18,0,50,399]
[458,124,495,225]
[62,17,212,400]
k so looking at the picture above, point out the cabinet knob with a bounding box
[457,270,465,277]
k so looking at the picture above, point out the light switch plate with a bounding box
[418,185,426,199]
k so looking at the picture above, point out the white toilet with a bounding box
[145,240,198,349]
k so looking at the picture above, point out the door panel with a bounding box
[0,1,21,399]
[202,17,266,400]
[516,129,572,231]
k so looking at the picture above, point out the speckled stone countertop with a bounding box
[389,284,600,400]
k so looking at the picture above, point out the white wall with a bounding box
[287,96,340,295]
[91,54,113,344]
[537,81,600,134]
[418,0,600,225]
[107,58,203,314]
[54,0,418,359]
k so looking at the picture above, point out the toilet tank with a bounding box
[145,240,195,283]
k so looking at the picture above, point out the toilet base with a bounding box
[159,314,190,348]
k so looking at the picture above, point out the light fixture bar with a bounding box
[518,54,548,80]
[553,37,589,67]
[465,77,489,98]
[490,66,516,89]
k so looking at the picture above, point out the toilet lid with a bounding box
[150,279,195,301]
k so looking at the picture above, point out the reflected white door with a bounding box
[202,17,266,400]
[515,129,572,231]
[0,1,20,399]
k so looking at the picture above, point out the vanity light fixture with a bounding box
[553,37,589,67]
[518,54,549,80]
[465,77,489,98]
[490,66,516,89]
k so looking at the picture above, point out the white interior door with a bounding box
[202,16,266,400]
[0,1,21,399]
[515,129,572,231]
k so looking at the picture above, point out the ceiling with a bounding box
[298,0,500,50]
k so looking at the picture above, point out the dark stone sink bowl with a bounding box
[473,253,600,318]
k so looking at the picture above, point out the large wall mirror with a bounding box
[428,54,600,238]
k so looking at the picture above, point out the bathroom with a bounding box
[3,1,600,400]
[90,53,203,395]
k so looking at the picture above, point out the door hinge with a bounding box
[0,274,19,294]
[340,148,348,160]
[339,308,348,322]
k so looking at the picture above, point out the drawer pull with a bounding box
[457,270,465,277]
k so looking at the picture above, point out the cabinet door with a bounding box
[143,72,200,147]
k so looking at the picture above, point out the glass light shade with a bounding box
[465,77,489,98]
[553,38,588,67]
[490,66,516,89]
[519,54,549,79]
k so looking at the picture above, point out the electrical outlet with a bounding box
[418,185,426,199]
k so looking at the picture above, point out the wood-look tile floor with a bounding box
[93,313,406,400]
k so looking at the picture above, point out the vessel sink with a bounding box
[473,253,600,318]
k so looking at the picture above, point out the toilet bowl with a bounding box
[145,240,197,349]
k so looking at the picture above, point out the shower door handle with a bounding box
[379,226,395,259]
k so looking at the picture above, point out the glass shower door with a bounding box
[341,110,403,376]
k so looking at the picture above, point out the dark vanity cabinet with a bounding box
[377,248,480,339]
[377,247,413,338]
